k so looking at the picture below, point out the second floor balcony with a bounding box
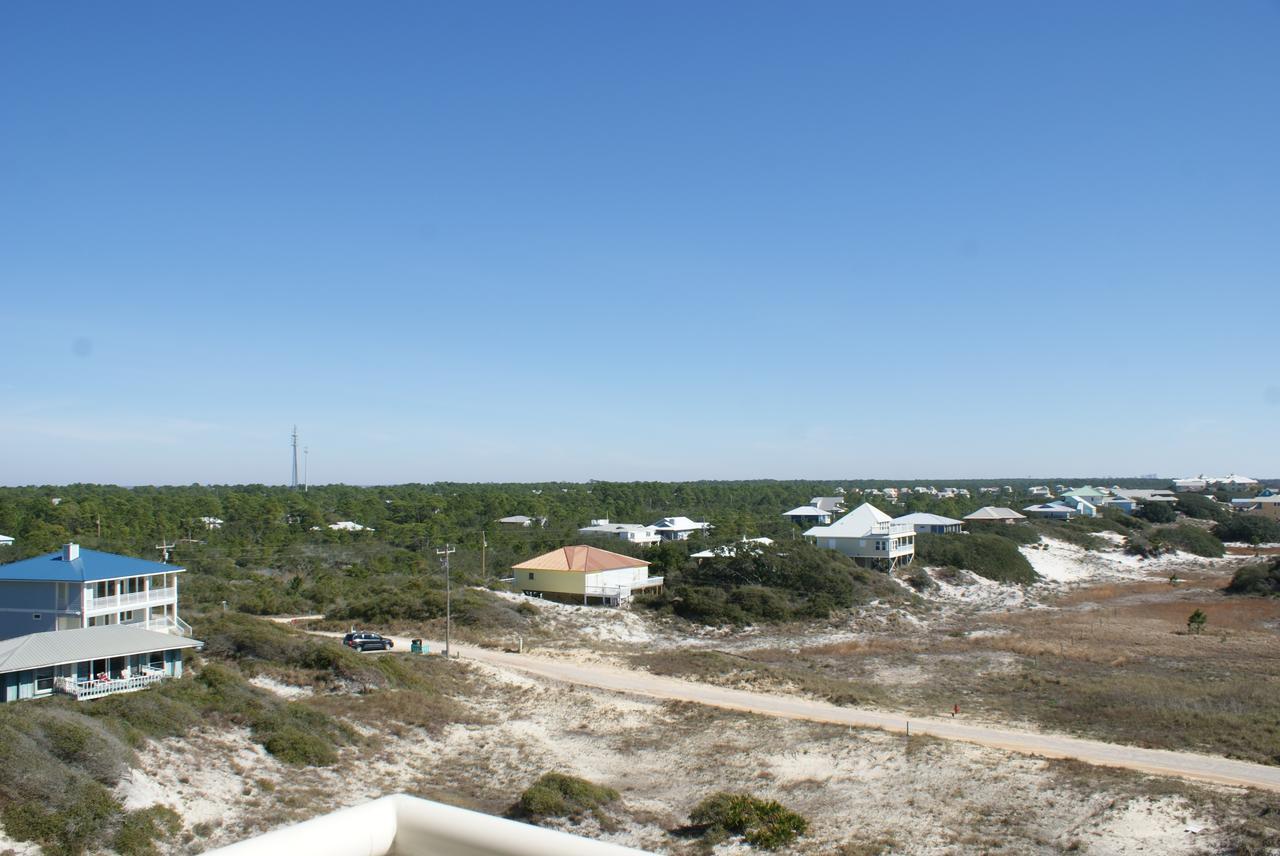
[84,585,178,614]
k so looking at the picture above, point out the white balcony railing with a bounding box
[56,667,168,701]
[84,586,177,613]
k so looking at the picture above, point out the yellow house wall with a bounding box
[516,569,587,595]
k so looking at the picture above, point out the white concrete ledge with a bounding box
[204,794,653,856]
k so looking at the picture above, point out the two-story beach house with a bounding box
[0,544,201,703]
[803,503,915,571]
[0,543,190,639]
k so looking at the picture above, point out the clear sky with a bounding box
[2,2,1278,485]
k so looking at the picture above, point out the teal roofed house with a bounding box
[1060,486,1109,503]
[0,543,190,641]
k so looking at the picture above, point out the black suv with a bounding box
[343,631,394,652]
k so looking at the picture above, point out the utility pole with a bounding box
[303,446,309,492]
[155,538,176,563]
[481,530,487,585]
[436,544,456,657]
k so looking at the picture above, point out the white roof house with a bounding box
[690,537,775,560]
[199,517,224,530]
[963,506,1027,523]
[810,497,847,514]
[782,505,833,524]
[804,503,915,571]
[0,534,12,547]
[650,516,713,541]
[329,521,373,532]
[577,520,662,546]
[498,515,546,528]
[1023,501,1079,519]
[893,512,964,535]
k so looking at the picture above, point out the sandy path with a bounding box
[301,628,1280,794]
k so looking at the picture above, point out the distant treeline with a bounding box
[0,479,1171,621]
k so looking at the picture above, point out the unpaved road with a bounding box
[301,627,1280,793]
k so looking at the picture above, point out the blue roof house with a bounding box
[0,543,191,642]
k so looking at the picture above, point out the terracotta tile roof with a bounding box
[512,545,649,573]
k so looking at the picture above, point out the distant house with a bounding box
[1213,474,1260,492]
[0,625,200,703]
[893,512,964,535]
[1112,488,1177,504]
[498,515,546,529]
[577,520,662,546]
[329,521,373,532]
[1057,496,1099,517]
[1023,502,1078,520]
[0,543,190,640]
[1230,495,1280,521]
[0,535,12,548]
[810,497,847,515]
[782,505,832,526]
[804,503,915,571]
[1101,496,1139,514]
[651,517,712,541]
[199,517,224,530]
[690,537,774,560]
[512,545,663,606]
[1172,477,1208,493]
[1028,486,1052,498]
[964,507,1027,525]
[1060,486,1109,505]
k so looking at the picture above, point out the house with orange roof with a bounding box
[511,545,664,606]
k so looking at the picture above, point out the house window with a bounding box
[528,573,535,580]
[123,611,134,621]
[34,668,55,694]
[32,613,41,621]
[149,651,165,670]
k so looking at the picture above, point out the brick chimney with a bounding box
[63,543,80,561]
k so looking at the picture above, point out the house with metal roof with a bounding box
[0,624,202,703]
[893,512,964,535]
[0,543,190,641]
[512,546,663,606]
[650,516,713,541]
[782,505,833,526]
[498,515,547,528]
[577,520,662,546]
[1022,501,1081,520]
[1231,495,1280,521]
[963,507,1027,524]
[804,503,915,571]
[0,534,12,548]
[810,496,847,514]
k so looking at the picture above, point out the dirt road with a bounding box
[300,628,1280,793]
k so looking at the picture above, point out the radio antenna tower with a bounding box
[290,426,299,489]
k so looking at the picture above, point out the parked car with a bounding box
[343,631,394,652]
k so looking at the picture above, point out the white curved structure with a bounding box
[205,794,652,856]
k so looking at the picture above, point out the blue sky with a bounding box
[2,2,1278,485]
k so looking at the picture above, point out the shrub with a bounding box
[112,805,182,856]
[688,791,809,850]
[1226,559,1280,597]
[1,781,120,856]
[1176,493,1230,523]
[259,726,337,766]
[1136,502,1177,524]
[967,523,1040,545]
[1214,515,1280,545]
[516,773,619,821]
[1150,524,1224,558]
[1187,608,1207,635]
[914,533,1036,585]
